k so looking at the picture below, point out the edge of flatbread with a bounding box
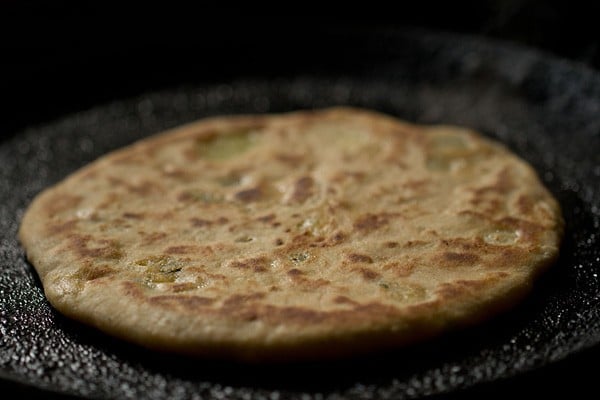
[19,107,564,362]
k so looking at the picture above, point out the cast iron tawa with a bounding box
[1,30,599,399]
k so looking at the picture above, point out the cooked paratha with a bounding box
[19,108,563,361]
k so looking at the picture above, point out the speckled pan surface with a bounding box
[1,29,599,399]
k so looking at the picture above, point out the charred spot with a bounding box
[274,238,284,246]
[517,194,535,214]
[171,283,198,293]
[122,281,145,299]
[322,231,347,246]
[436,276,504,300]
[441,252,481,266]
[334,295,358,305]
[223,293,266,307]
[239,311,259,321]
[190,218,212,227]
[346,253,374,263]
[122,212,144,219]
[402,179,430,189]
[291,176,315,203]
[229,256,270,273]
[142,232,167,245]
[70,235,123,260]
[353,213,391,232]
[47,219,78,235]
[357,268,381,281]
[287,268,304,277]
[384,241,398,248]
[165,245,199,255]
[275,153,304,167]
[235,187,262,202]
[177,192,194,202]
[383,261,415,277]
[330,231,346,243]
[257,213,276,223]
[331,171,366,183]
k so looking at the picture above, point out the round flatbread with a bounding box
[19,108,563,361]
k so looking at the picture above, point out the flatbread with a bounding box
[19,108,563,361]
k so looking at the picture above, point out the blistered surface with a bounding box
[1,29,599,399]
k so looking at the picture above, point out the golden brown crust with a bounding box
[18,107,563,361]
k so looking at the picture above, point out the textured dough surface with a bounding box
[19,108,563,361]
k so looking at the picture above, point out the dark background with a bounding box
[0,1,599,139]
[1,2,599,398]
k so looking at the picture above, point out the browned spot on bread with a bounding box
[492,248,528,268]
[440,252,481,267]
[229,256,270,273]
[123,212,144,219]
[171,283,198,292]
[165,245,199,255]
[385,241,399,248]
[320,231,347,247]
[223,292,266,308]
[69,235,123,260]
[331,171,366,183]
[257,214,276,223]
[334,295,358,305]
[383,261,416,277]
[287,268,304,277]
[470,196,504,215]
[357,268,381,281]
[47,220,78,235]
[190,218,212,227]
[43,194,82,216]
[97,192,119,210]
[346,253,374,263]
[190,217,229,228]
[274,238,284,246]
[142,232,167,245]
[235,187,262,202]
[275,153,304,167]
[435,274,505,300]
[517,194,534,214]
[122,281,145,299]
[295,278,330,291]
[353,213,394,233]
[402,179,430,190]
[177,192,194,202]
[290,176,315,203]
[404,240,429,248]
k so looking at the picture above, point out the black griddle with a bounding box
[1,29,599,399]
